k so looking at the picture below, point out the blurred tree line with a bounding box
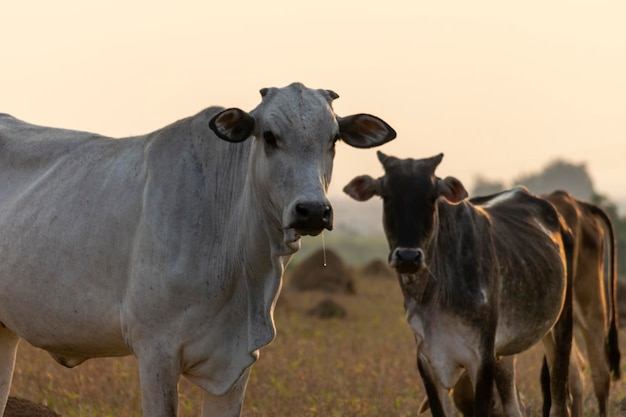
[471,160,626,275]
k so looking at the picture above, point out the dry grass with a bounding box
[7,273,626,416]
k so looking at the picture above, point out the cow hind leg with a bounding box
[0,326,19,416]
[541,223,574,417]
[541,307,573,415]
[575,262,612,416]
[568,346,584,417]
[494,356,523,417]
[542,324,573,417]
[540,351,583,417]
[580,323,611,416]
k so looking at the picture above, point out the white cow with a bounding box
[0,82,396,417]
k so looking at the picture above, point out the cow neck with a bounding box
[220,159,292,355]
[426,200,494,309]
[399,200,457,308]
[150,109,287,356]
[399,202,448,305]
[399,272,430,304]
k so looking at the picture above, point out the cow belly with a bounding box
[0,185,135,359]
[495,314,557,356]
[495,272,566,356]
[0,284,128,361]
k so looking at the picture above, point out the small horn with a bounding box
[431,153,444,167]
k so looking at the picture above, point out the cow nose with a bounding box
[292,202,333,236]
[390,248,424,274]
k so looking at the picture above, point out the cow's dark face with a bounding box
[379,153,443,273]
[343,152,467,274]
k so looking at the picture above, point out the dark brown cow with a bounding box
[344,152,574,417]
[443,191,620,417]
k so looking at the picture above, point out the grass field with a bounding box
[7,269,626,416]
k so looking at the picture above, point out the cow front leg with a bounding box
[136,348,181,417]
[201,368,250,417]
[416,354,452,417]
[473,352,496,417]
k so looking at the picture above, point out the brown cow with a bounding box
[344,152,574,417]
[542,191,619,417]
[433,190,620,417]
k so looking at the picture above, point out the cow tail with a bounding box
[586,202,621,380]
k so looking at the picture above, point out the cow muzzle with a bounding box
[389,247,424,274]
[289,202,333,236]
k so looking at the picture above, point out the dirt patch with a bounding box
[359,258,395,279]
[288,248,355,294]
[307,298,347,319]
[4,397,60,417]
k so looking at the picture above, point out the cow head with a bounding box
[209,82,396,252]
[343,152,467,274]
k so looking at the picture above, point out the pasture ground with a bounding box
[8,272,626,416]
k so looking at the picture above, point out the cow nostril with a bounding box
[322,205,332,221]
[391,248,424,273]
[295,203,309,219]
[399,249,417,263]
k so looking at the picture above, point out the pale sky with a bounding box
[2,1,626,211]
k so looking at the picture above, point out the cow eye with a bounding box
[263,131,278,148]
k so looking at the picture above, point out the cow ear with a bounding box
[318,89,339,103]
[338,114,396,149]
[437,176,468,203]
[343,175,381,201]
[209,108,255,143]
[326,89,339,101]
